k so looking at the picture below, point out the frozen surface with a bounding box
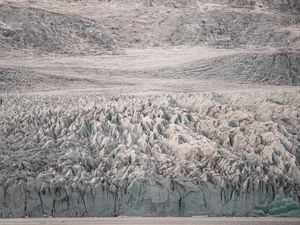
[0,0,299,218]
[0,91,300,217]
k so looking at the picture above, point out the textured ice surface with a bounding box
[0,0,299,218]
[0,91,299,217]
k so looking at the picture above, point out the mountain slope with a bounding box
[0,4,114,54]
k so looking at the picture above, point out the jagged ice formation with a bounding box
[0,91,299,217]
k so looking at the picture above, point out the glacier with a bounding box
[0,91,299,217]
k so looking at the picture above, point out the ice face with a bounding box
[0,91,299,217]
[250,196,300,217]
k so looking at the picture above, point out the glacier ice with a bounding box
[0,91,299,217]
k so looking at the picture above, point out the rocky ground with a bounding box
[0,0,299,218]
